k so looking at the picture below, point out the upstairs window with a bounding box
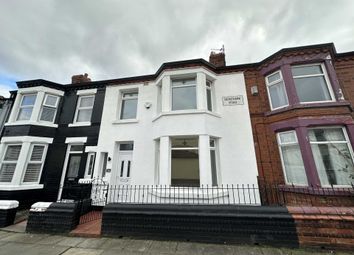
[23,145,46,183]
[17,94,37,121]
[39,94,59,122]
[265,71,288,110]
[74,95,95,123]
[206,80,213,111]
[172,78,197,111]
[277,131,308,185]
[292,64,333,103]
[0,145,22,183]
[120,92,138,119]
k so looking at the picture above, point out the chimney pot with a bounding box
[72,73,91,84]
[209,51,226,67]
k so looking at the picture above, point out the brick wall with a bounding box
[244,46,354,206]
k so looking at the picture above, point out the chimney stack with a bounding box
[209,45,226,67]
[71,73,91,84]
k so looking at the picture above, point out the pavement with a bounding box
[0,230,352,255]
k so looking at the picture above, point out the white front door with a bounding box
[117,151,133,185]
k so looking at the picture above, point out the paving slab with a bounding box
[101,250,145,255]
[233,245,263,255]
[0,231,15,240]
[100,238,130,250]
[0,242,34,255]
[202,243,234,255]
[123,239,153,253]
[77,237,109,249]
[26,244,69,255]
[37,234,66,245]
[0,232,49,244]
[62,247,104,255]
[57,236,86,247]
[175,242,206,255]
[147,240,178,254]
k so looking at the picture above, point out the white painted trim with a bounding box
[0,200,19,209]
[77,88,97,95]
[0,136,53,144]
[18,86,64,96]
[152,110,221,122]
[112,119,139,125]
[5,121,58,128]
[65,137,87,144]
[68,122,91,127]
[0,184,44,191]
[85,146,97,153]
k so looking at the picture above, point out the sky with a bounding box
[1,0,354,97]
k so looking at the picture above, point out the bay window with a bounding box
[292,64,333,103]
[23,145,46,183]
[17,94,37,121]
[39,94,59,122]
[277,131,308,185]
[171,137,199,187]
[265,71,288,110]
[309,127,354,186]
[172,78,197,111]
[277,127,354,187]
[0,145,22,183]
[206,80,213,111]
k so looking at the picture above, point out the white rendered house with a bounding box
[90,61,259,198]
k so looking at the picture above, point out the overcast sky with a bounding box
[1,0,354,97]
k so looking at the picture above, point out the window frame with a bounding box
[0,144,22,183]
[308,126,354,187]
[119,91,139,120]
[210,138,219,186]
[73,95,95,124]
[276,130,308,186]
[22,144,48,184]
[39,94,60,123]
[16,93,37,121]
[171,78,197,111]
[265,70,289,110]
[84,152,96,179]
[206,80,214,112]
[292,63,335,104]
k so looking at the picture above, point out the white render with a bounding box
[92,67,259,188]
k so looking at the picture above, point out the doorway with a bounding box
[116,143,133,185]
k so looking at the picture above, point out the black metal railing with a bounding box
[89,181,354,207]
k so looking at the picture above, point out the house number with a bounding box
[222,95,244,106]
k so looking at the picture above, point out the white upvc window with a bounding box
[277,131,308,185]
[171,78,197,111]
[120,91,138,120]
[206,80,214,112]
[265,71,288,110]
[210,138,218,186]
[39,94,60,123]
[74,95,95,123]
[22,144,47,183]
[17,94,37,121]
[308,127,354,187]
[291,63,335,103]
[0,144,22,183]
[84,152,96,179]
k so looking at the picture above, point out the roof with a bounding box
[16,42,354,90]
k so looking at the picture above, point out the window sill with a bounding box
[112,119,139,125]
[265,101,351,116]
[152,110,221,122]
[0,184,44,191]
[68,122,91,127]
[278,184,354,196]
[5,121,58,128]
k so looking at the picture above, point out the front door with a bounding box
[65,154,82,185]
[117,151,133,185]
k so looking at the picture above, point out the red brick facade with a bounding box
[241,44,354,206]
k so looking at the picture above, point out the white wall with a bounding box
[93,67,259,187]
